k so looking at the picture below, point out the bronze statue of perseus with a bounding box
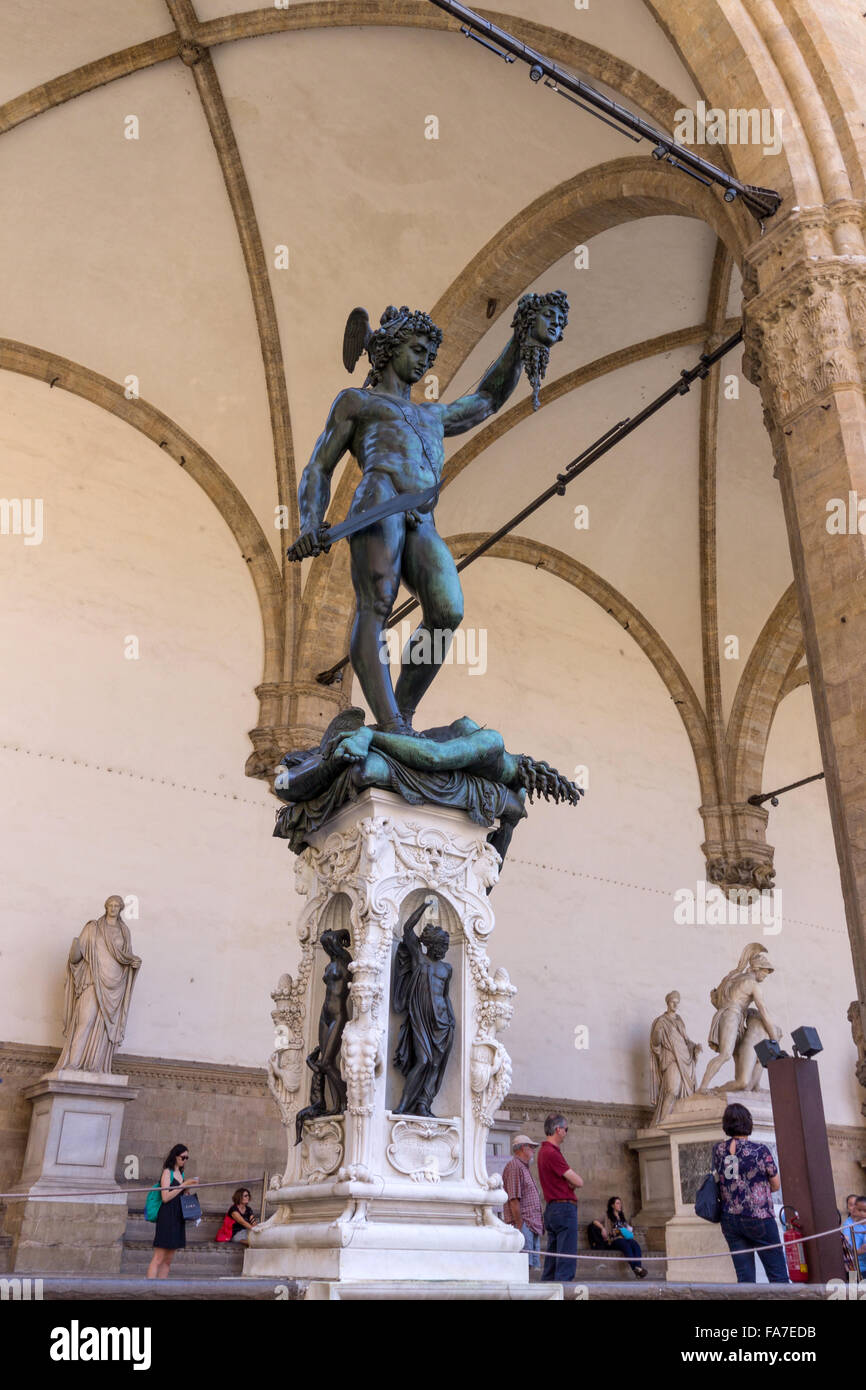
[287,293,569,733]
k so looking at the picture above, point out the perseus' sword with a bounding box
[286,483,439,562]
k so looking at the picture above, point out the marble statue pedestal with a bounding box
[628,1129,677,1249]
[245,789,533,1295]
[7,1069,137,1274]
[633,1090,778,1284]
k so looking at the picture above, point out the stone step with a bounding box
[120,1243,246,1275]
[122,1206,247,1276]
[32,1276,302,1300]
[24,1275,835,1301]
[125,1215,229,1243]
[569,1255,666,1281]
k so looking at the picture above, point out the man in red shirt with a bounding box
[536,1112,584,1283]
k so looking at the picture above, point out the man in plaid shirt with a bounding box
[502,1135,543,1269]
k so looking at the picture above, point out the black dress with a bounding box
[152,1172,186,1250]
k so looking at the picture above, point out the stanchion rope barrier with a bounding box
[526,1219,862,1263]
[0,1178,861,1266]
[0,1177,264,1201]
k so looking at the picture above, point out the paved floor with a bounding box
[11,1275,838,1300]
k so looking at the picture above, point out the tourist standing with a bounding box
[713,1103,788,1283]
[842,1196,866,1278]
[537,1113,583,1283]
[502,1135,543,1269]
[146,1143,198,1279]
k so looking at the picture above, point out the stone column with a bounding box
[743,204,866,1102]
[250,787,556,1297]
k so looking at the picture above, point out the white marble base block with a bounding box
[16,1069,134,1201]
[245,789,528,1288]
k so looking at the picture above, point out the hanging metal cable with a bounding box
[426,0,782,224]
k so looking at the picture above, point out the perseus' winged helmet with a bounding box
[342,305,443,387]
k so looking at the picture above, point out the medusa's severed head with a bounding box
[343,304,443,387]
[511,289,569,410]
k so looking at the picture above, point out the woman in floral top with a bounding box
[713,1102,788,1283]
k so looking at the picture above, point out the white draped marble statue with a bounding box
[57,896,141,1073]
[699,942,781,1092]
[649,990,702,1124]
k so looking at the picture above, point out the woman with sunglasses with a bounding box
[221,1187,258,1244]
[146,1142,199,1279]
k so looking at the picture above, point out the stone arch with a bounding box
[725,582,803,804]
[445,531,717,807]
[428,155,747,388]
[442,321,731,488]
[643,0,865,207]
[0,339,285,690]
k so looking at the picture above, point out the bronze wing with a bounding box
[342,306,372,372]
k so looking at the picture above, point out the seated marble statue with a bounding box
[274,707,580,869]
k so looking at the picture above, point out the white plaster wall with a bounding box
[0,373,298,1068]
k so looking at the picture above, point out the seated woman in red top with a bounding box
[216,1187,258,1244]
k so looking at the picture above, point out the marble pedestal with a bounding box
[632,1090,778,1284]
[7,1069,137,1274]
[628,1129,676,1248]
[246,789,531,1293]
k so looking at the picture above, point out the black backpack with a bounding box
[586,1220,609,1250]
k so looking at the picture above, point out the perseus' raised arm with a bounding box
[297,390,358,533]
[441,334,522,436]
[441,290,569,436]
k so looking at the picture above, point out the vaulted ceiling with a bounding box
[0,1,803,825]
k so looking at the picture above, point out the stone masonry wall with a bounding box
[1,1046,863,1250]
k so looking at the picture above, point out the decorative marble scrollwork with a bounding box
[386,1118,461,1183]
[264,795,514,1193]
[299,1117,344,1184]
[266,941,315,1131]
[392,823,499,900]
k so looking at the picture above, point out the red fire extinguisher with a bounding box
[780,1206,808,1282]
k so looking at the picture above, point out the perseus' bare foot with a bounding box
[374,715,418,737]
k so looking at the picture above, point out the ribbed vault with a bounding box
[0,0,842,889]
